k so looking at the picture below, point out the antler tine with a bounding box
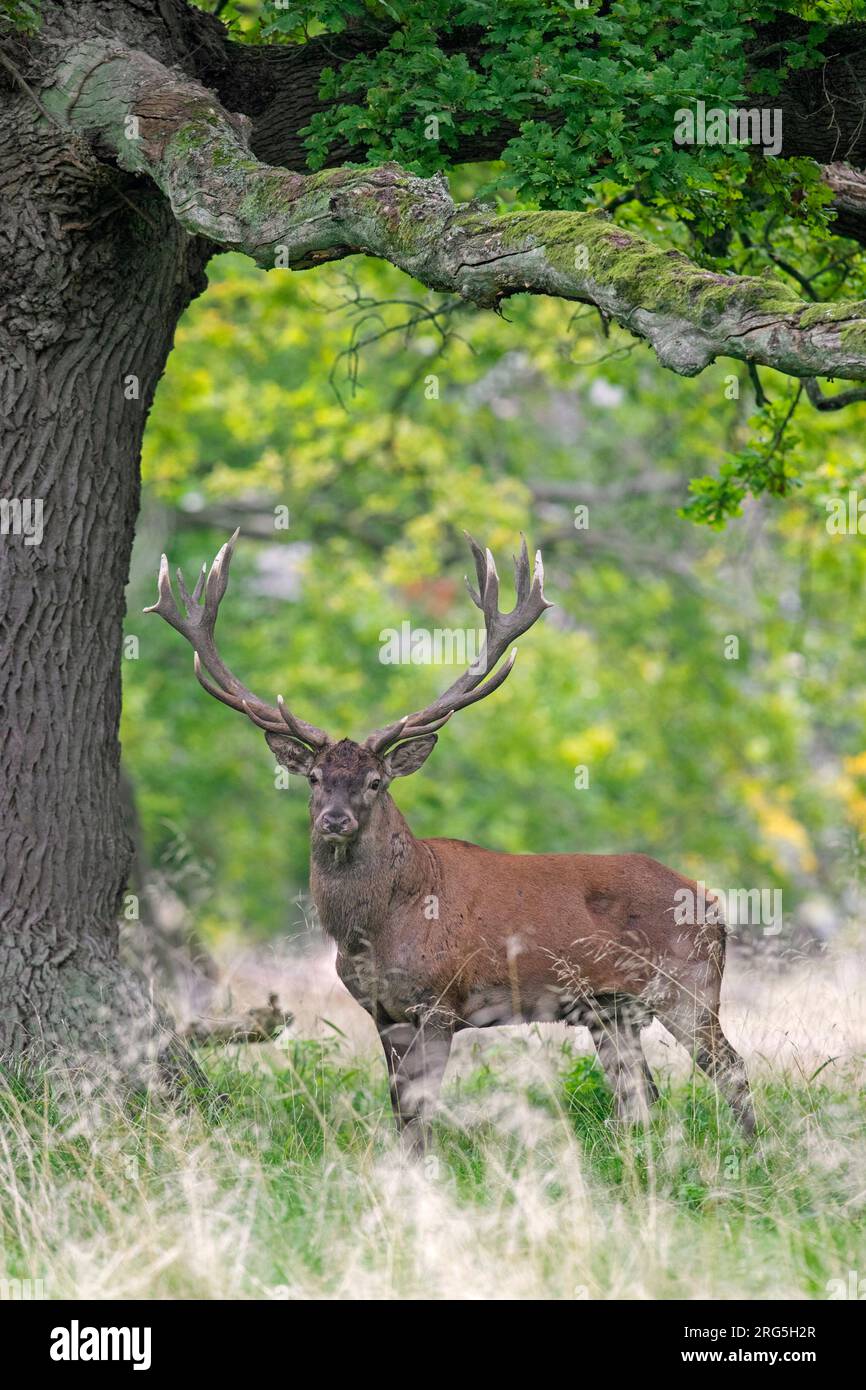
[514,534,530,607]
[364,533,552,757]
[482,547,500,627]
[241,699,290,734]
[203,527,238,623]
[175,566,195,613]
[396,709,455,739]
[192,562,207,605]
[193,650,244,711]
[463,533,500,627]
[365,709,455,754]
[146,531,332,751]
[143,553,184,632]
[277,695,333,750]
[193,654,286,733]
[531,544,549,613]
[464,532,485,606]
[452,646,518,708]
[364,715,410,754]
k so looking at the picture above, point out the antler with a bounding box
[144,529,332,751]
[365,533,553,755]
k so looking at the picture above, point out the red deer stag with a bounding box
[146,531,755,1144]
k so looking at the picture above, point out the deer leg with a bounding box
[583,999,657,1125]
[695,1017,756,1135]
[658,1004,755,1135]
[378,1020,452,1154]
[639,1046,660,1105]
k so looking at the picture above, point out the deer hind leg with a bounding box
[696,1015,755,1135]
[378,1019,452,1154]
[658,1002,755,1135]
[582,996,657,1125]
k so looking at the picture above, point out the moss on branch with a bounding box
[40,39,866,383]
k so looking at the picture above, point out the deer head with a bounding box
[145,530,552,848]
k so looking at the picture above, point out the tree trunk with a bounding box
[0,76,211,1067]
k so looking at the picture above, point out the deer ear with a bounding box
[266,732,316,777]
[383,734,438,779]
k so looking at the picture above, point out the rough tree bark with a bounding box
[0,3,211,1067]
[3,0,866,1068]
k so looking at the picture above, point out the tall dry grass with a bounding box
[1,945,864,1300]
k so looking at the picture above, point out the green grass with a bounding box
[0,1035,864,1300]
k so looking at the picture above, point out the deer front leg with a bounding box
[584,999,657,1126]
[378,1019,452,1154]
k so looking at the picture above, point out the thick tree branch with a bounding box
[194,16,866,246]
[197,27,381,170]
[823,161,866,243]
[40,39,866,383]
[197,18,866,176]
[751,19,866,170]
[199,25,518,171]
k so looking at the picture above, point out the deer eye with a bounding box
[368,777,381,791]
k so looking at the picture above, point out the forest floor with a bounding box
[1,945,864,1300]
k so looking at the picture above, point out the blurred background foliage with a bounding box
[123,201,866,954]
[189,0,866,525]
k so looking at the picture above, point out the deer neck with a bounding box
[310,794,427,947]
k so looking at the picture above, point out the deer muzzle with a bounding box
[315,810,359,843]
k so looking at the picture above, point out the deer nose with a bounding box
[317,811,358,839]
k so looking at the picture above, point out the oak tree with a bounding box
[2,0,866,1062]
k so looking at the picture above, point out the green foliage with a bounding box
[682,389,806,526]
[0,0,41,32]
[189,0,849,279]
[253,0,823,232]
[186,0,866,517]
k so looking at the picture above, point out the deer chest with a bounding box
[335,942,434,1023]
